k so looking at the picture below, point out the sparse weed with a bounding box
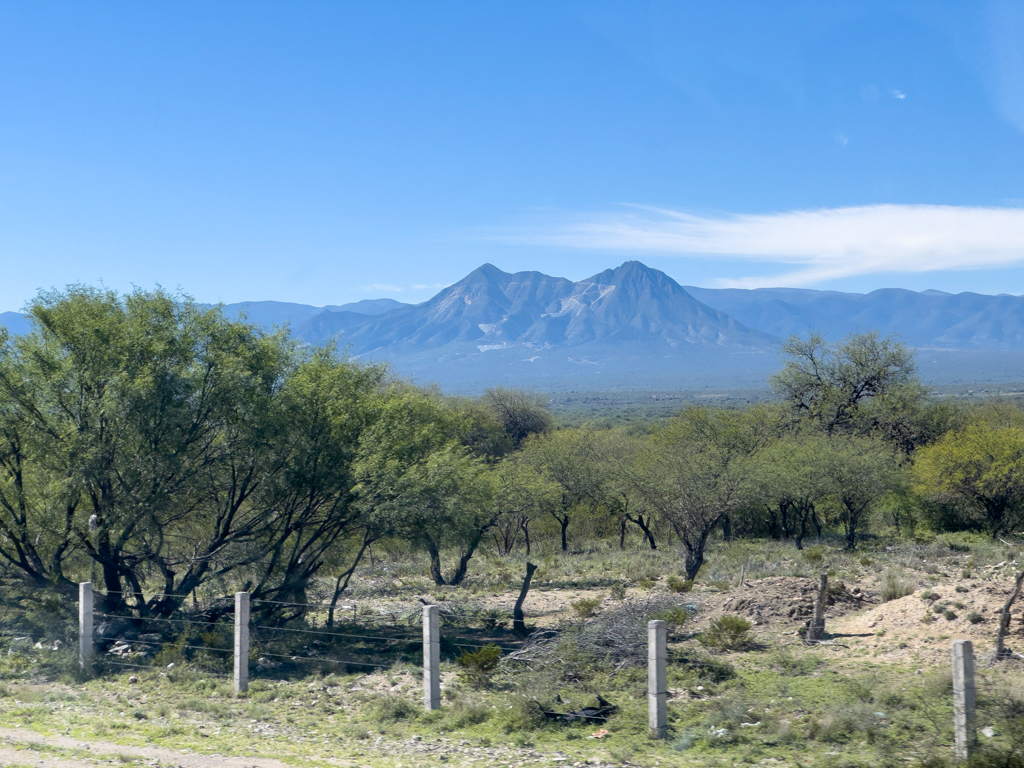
[881,568,915,601]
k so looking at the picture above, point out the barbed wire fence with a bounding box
[76,582,526,711]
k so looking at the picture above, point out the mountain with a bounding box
[316,262,781,390]
[336,261,776,356]
[3,264,1024,392]
[0,312,31,337]
[220,298,409,330]
[683,286,1024,350]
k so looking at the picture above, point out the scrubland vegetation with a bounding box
[2,287,1024,767]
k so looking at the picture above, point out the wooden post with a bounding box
[806,571,828,641]
[648,619,667,739]
[423,605,440,711]
[79,582,94,671]
[234,592,249,695]
[994,570,1024,659]
[952,640,976,761]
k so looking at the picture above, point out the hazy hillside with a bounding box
[684,286,1024,350]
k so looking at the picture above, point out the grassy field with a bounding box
[3,534,1024,768]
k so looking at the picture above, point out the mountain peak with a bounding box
[464,263,509,281]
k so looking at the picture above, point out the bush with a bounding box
[443,697,492,728]
[967,612,984,624]
[652,606,689,630]
[609,583,627,600]
[699,615,753,651]
[920,591,940,602]
[368,694,419,723]
[667,576,693,593]
[881,568,915,602]
[456,645,502,687]
[803,546,825,564]
[570,597,602,618]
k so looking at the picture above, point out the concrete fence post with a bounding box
[423,605,441,711]
[79,582,93,671]
[952,639,976,761]
[648,619,667,739]
[234,592,250,695]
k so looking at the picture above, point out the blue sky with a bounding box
[2,1,1024,310]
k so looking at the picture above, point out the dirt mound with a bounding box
[832,578,1024,665]
[701,576,876,627]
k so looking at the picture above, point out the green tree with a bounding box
[913,421,1024,537]
[0,287,387,618]
[354,390,495,585]
[820,436,901,550]
[771,332,918,437]
[754,432,832,549]
[482,387,553,448]
[519,427,605,553]
[633,407,770,579]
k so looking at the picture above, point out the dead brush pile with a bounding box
[506,594,699,674]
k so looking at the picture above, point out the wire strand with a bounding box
[251,624,419,642]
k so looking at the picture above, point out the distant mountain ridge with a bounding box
[2,264,1023,392]
[330,261,776,357]
[683,286,1024,351]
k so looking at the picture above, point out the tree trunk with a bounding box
[721,514,732,542]
[559,515,570,553]
[995,570,1024,659]
[513,562,538,638]
[522,518,531,556]
[626,514,657,550]
[327,533,373,628]
[425,538,446,586]
[449,533,484,586]
[795,513,806,551]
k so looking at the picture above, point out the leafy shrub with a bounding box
[652,606,689,630]
[859,556,874,566]
[967,612,984,624]
[667,576,693,594]
[636,577,656,589]
[571,597,602,618]
[920,591,940,602]
[456,645,501,686]
[921,613,934,624]
[955,585,969,593]
[943,610,958,621]
[803,547,826,564]
[476,608,509,631]
[496,697,547,734]
[609,583,627,600]
[699,615,753,651]
[443,697,492,728]
[881,568,915,602]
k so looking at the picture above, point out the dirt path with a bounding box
[0,727,290,768]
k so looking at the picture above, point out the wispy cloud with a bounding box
[411,283,448,291]
[498,204,1024,288]
[363,283,404,293]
